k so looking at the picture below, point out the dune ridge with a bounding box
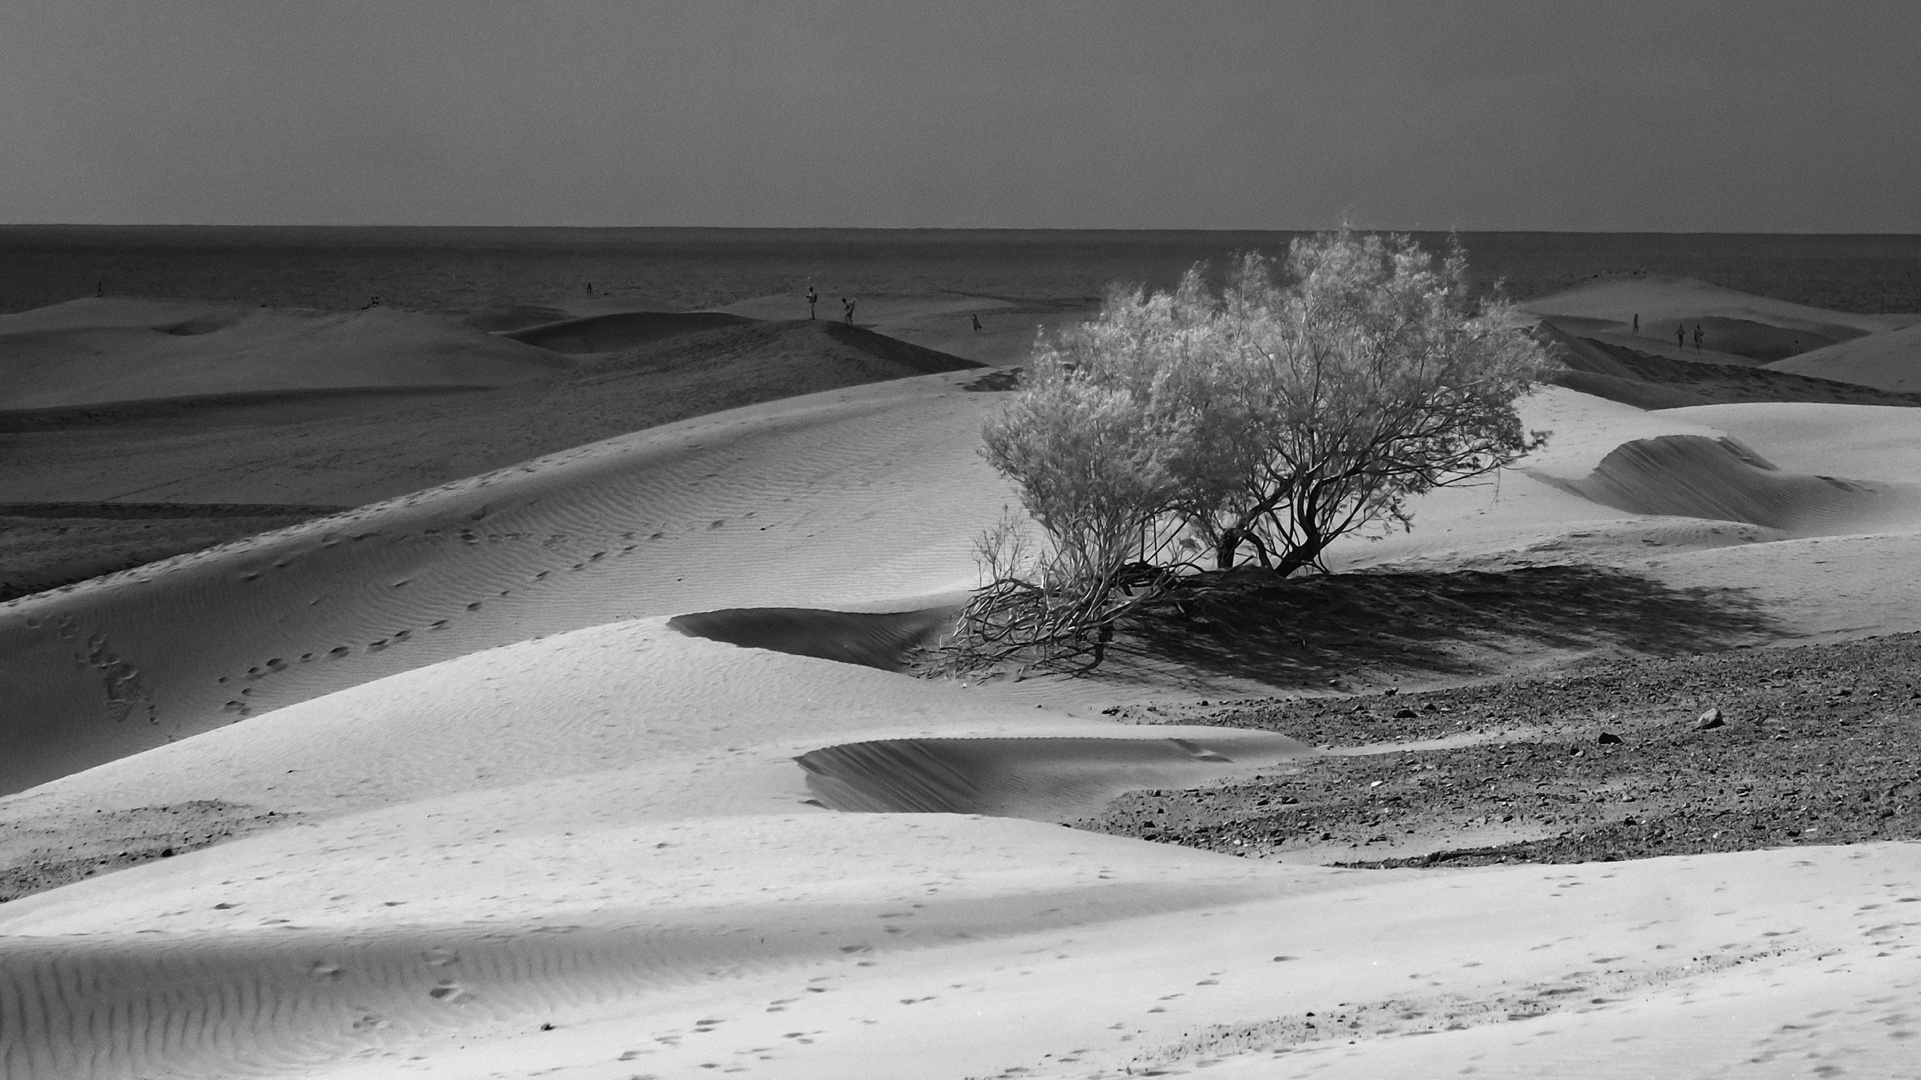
[0,317,984,508]
[1537,322,1921,410]
[0,373,1011,796]
[1535,434,1921,536]
[0,299,568,412]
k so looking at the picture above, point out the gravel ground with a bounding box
[1078,632,1921,867]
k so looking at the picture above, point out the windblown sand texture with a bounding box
[3,278,1921,1078]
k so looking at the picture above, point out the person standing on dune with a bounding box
[972,313,982,333]
[1632,313,1638,335]
[1677,324,1686,349]
[1694,324,1703,351]
[806,286,818,319]
[843,298,856,325]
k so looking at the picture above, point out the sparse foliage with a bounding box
[949,230,1549,673]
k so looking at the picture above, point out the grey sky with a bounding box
[3,1,1916,230]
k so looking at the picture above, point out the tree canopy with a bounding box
[961,229,1550,671]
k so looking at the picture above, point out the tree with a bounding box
[956,230,1548,671]
[1194,232,1549,575]
[959,280,1214,669]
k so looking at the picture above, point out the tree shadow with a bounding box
[1108,564,1781,689]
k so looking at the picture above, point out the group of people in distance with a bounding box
[803,286,983,333]
[804,286,860,326]
[1632,313,1705,351]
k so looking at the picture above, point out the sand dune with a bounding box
[0,503,335,603]
[0,372,1010,795]
[1522,276,1917,355]
[1537,322,1921,410]
[5,576,1911,1076]
[0,298,568,411]
[1767,320,1921,392]
[0,319,982,508]
[9,276,1921,1079]
[1540,434,1921,536]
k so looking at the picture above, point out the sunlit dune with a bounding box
[1768,320,1921,392]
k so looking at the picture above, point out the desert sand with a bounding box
[2,274,1919,1078]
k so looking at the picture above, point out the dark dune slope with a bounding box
[0,321,982,509]
[1538,322,1921,410]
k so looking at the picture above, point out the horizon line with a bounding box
[4,223,1919,238]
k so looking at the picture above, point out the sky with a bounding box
[2,1,1917,231]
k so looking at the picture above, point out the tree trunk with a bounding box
[1273,550,1315,577]
[1272,529,1325,578]
[1215,528,1242,570]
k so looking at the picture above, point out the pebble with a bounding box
[1695,706,1725,730]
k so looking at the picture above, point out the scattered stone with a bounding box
[1394,708,1418,719]
[1597,732,1623,745]
[1696,707,1725,730]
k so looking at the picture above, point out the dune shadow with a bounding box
[1110,564,1780,687]
[667,605,961,672]
[795,731,1311,818]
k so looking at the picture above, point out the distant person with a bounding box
[586,282,593,295]
[1632,313,1639,335]
[95,279,104,298]
[1693,324,1703,351]
[1676,325,1686,349]
[806,286,818,319]
[971,313,982,333]
[843,297,856,325]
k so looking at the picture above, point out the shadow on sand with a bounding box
[1107,564,1780,689]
